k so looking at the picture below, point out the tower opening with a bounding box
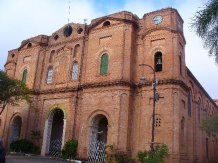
[154,52,162,72]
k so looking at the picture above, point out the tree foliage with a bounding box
[201,114,218,136]
[192,0,218,64]
[137,144,169,163]
[0,70,31,115]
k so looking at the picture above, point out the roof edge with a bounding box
[187,67,218,109]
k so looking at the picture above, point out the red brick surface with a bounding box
[2,8,218,163]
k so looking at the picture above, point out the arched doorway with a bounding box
[41,108,65,157]
[9,116,22,145]
[88,114,108,162]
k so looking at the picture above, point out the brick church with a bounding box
[1,8,218,163]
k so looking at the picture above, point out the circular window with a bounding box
[64,26,73,37]
[27,43,32,48]
[54,35,59,40]
[77,28,83,34]
[103,21,110,27]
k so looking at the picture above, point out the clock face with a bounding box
[153,15,163,25]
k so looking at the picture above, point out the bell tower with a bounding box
[140,8,186,80]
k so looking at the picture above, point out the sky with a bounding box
[0,0,218,99]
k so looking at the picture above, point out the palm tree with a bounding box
[192,0,218,64]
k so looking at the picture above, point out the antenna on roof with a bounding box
[84,19,87,32]
[169,0,174,8]
[84,19,87,25]
[67,0,71,27]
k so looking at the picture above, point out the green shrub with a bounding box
[61,139,78,159]
[137,151,147,163]
[137,144,169,163]
[10,139,39,154]
[114,152,134,163]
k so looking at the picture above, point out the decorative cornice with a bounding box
[4,61,16,67]
[80,80,136,89]
[33,80,135,95]
[138,79,189,91]
[88,16,139,33]
[33,87,78,95]
[48,36,85,48]
[32,78,217,110]
[143,8,183,23]
[18,40,48,51]
[141,27,186,44]
[33,79,190,95]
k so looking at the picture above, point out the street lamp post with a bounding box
[139,63,159,152]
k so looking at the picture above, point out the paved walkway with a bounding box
[6,155,72,163]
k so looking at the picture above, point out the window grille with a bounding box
[155,116,161,127]
[72,62,78,80]
[47,67,53,84]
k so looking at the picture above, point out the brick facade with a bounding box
[1,8,218,163]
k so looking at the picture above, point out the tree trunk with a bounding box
[0,102,7,115]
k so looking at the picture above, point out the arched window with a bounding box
[64,26,73,37]
[9,116,22,143]
[181,117,185,130]
[27,43,32,48]
[22,69,27,84]
[100,53,109,75]
[154,52,162,72]
[74,44,80,57]
[72,62,78,80]
[54,34,59,40]
[206,138,209,161]
[188,91,192,117]
[197,101,201,123]
[49,50,55,63]
[181,116,185,146]
[180,55,182,74]
[103,21,111,27]
[77,28,83,34]
[181,100,186,110]
[47,67,53,84]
